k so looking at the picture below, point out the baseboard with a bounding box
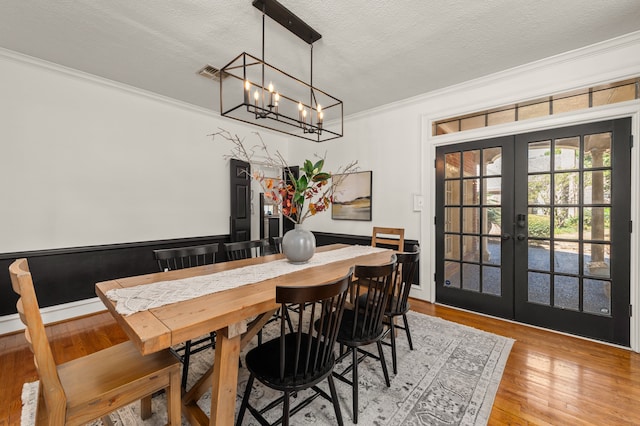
[0,297,105,336]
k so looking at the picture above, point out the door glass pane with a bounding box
[483,208,501,235]
[583,133,611,168]
[528,140,551,172]
[462,263,480,291]
[463,179,480,205]
[553,95,589,115]
[554,207,579,238]
[583,279,611,316]
[529,240,550,271]
[528,174,551,204]
[528,210,551,238]
[463,236,480,262]
[554,275,579,311]
[592,85,635,106]
[583,207,610,241]
[483,237,500,265]
[584,171,611,204]
[445,207,460,232]
[584,243,610,278]
[463,150,480,177]
[445,152,461,178]
[461,116,485,131]
[482,147,502,175]
[520,102,549,120]
[528,272,550,305]
[463,207,480,234]
[445,235,461,260]
[482,266,501,296]
[445,180,460,205]
[444,261,460,288]
[554,137,580,170]
[487,109,515,126]
[554,242,579,274]
[554,172,580,204]
[483,177,501,204]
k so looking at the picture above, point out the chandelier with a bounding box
[219,0,343,142]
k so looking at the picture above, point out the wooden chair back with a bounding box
[224,239,269,260]
[9,258,66,422]
[372,227,405,251]
[388,245,420,315]
[348,255,397,343]
[275,267,353,384]
[153,243,219,271]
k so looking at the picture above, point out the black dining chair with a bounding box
[236,268,353,426]
[272,236,283,254]
[224,239,270,260]
[358,245,420,374]
[224,238,293,342]
[332,255,397,424]
[152,243,219,390]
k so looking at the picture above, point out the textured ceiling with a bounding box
[1,1,640,116]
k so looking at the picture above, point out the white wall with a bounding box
[288,107,424,240]
[0,48,289,253]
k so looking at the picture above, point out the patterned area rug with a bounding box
[22,311,514,425]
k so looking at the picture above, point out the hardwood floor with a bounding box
[2,302,639,425]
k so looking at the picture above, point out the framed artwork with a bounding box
[331,171,372,221]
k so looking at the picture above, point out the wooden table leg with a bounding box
[209,324,243,426]
[182,313,275,425]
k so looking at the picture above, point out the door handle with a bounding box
[516,234,527,241]
[516,214,526,228]
[501,233,511,241]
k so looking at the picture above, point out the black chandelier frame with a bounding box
[219,0,343,142]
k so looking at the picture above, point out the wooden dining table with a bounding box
[95,243,394,425]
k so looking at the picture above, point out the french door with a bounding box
[435,119,632,346]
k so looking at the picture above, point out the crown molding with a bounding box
[0,46,219,119]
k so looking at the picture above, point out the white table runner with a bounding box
[106,245,390,315]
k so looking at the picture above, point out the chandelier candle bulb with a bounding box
[254,89,260,107]
[244,80,250,104]
[302,108,307,129]
[274,92,280,114]
[268,82,274,106]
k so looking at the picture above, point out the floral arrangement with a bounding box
[212,129,358,225]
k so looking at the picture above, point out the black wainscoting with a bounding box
[0,232,418,317]
[0,235,228,316]
[313,231,420,285]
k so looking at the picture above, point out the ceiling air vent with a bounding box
[197,64,226,81]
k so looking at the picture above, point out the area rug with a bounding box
[22,311,514,425]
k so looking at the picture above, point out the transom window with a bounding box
[434,78,640,136]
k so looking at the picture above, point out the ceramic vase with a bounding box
[282,224,316,264]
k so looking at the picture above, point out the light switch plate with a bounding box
[413,194,424,211]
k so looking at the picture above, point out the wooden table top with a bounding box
[95,244,395,355]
